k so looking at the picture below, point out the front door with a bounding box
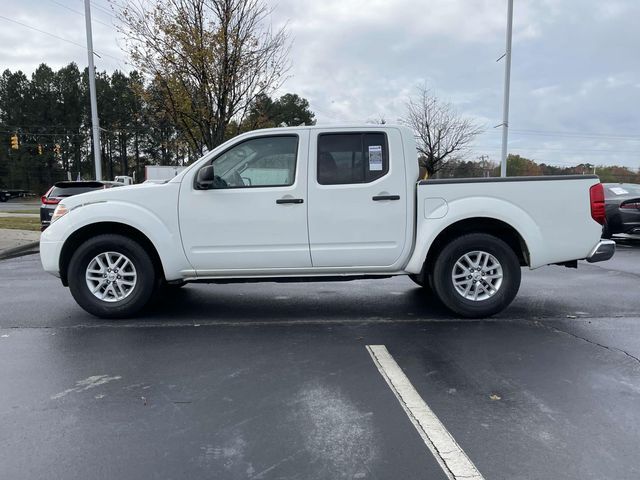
[179,132,311,273]
[307,129,407,268]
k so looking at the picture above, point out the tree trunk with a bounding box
[120,133,128,176]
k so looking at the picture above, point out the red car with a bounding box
[40,181,123,231]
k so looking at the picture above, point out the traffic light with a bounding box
[10,134,18,150]
[38,144,43,155]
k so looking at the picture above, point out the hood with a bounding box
[59,182,174,210]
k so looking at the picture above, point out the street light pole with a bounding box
[500,0,514,177]
[84,0,102,181]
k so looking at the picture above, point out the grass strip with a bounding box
[0,217,41,231]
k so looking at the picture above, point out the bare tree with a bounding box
[403,86,483,178]
[366,115,387,125]
[112,0,290,155]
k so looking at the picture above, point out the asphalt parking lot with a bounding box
[1,239,640,480]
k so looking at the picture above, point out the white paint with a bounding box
[198,437,255,477]
[293,382,377,478]
[51,375,122,399]
[1,334,9,338]
[307,127,410,269]
[39,124,603,309]
[366,345,484,480]
[179,130,311,271]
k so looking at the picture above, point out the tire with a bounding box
[432,233,521,318]
[68,234,157,318]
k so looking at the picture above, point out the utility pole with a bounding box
[478,154,491,177]
[84,0,102,180]
[499,0,514,177]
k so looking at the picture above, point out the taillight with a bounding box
[41,187,55,205]
[41,196,60,205]
[620,202,640,210]
[590,183,606,225]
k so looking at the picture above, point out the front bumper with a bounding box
[39,232,63,278]
[586,240,616,263]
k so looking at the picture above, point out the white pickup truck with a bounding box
[40,125,614,319]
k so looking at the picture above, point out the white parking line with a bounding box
[366,345,484,480]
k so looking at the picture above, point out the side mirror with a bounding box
[196,165,215,190]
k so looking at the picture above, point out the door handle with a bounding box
[372,195,400,201]
[276,198,304,204]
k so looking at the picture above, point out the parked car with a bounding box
[0,189,9,202]
[114,176,134,185]
[40,125,613,319]
[602,183,640,238]
[40,181,122,231]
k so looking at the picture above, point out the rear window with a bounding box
[317,132,389,185]
[605,184,640,197]
[49,183,104,197]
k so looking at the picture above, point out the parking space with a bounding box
[1,240,640,479]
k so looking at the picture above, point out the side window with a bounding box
[317,133,388,185]
[210,135,298,188]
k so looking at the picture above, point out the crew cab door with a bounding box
[178,132,311,273]
[307,129,408,267]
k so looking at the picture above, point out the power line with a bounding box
[475,146,640,155]
[0,14,122,62]
[2,124,88,129]
[91,1,115,18]
[0,130,86,137]
[49,0,113,28]
[80,0,116,19]
[484,128,640,141]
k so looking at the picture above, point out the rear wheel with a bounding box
[432,233,521,318]
[68,234,157,318]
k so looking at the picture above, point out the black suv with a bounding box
[40,181,123,231]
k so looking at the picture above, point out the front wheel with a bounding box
[68,234,157,318]
[408,273,434,295]
[432,233,521,318]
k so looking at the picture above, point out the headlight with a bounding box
[51,204,69,224]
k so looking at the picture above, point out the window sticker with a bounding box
[609,187,629,195]
[368,145,383,171]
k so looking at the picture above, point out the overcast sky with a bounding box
[1,0,639,168]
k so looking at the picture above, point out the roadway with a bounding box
[1,241,639,479]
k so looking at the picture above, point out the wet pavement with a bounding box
[1,240,640,479]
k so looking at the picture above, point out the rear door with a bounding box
[307,129,408,267]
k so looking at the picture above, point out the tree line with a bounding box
[436,154,640,183]
[0,63,314,194]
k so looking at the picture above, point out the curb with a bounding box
[0,241,40,261]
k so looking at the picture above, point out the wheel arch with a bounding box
[420,217,530,281]
[59,222,164,286]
